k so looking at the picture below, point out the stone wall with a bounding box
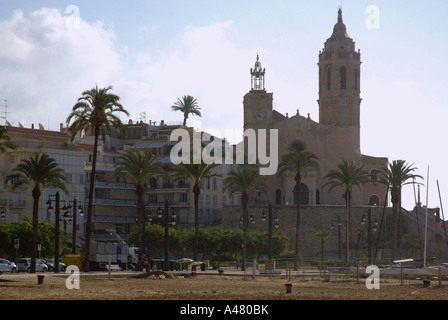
[222,204,444,261]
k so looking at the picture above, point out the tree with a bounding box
[6,153,67,273]
[0,125,16,152]
[171,95,202,126]
[223,163,266,271]
[323,159,369,266]
[379,160,422,260]
[0,216,68,258]
[278,149,320,270]
[66,85,129,272]
[109,149,161,271]
[174,160,220,260]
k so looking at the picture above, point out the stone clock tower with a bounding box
[243,54,273,132]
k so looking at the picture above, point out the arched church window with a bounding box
[340,66,347,90]
[293,183,310,205]
[327,67,331,90]
[369,195,380,206]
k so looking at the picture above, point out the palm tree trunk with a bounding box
[136,184,144,271]
[193,184,200,261]
[294,177,301,271]
[242,192,249,271]
[84,126,99,272]
[345,192,351,267]
[391,189,399,260]
[31,187,41,273]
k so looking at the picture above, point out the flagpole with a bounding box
[424,166,429,269]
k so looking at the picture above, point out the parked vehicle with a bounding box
[16,258,48,272]
[43,259,67,272]
[0,258,17,273]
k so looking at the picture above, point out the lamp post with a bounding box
[261,203,279,269]
[360,208,378,264]
[156,199,176,271]
[46,192,61,273]
[66,197,84,254]
[1,208,6,222]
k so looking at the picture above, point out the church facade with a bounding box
[243,9,388,207]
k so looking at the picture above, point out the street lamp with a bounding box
[360,208,378,264]
[46,192,61,273]
[261,203,279,270]
[65,197,85,254]
[155,200,176,271]
[1,209,6,221]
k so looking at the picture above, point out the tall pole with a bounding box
[424,166,429,269]
[367,208,372,265]
[54,192,60,274]
[337,216,341,260]
[72,197,77,254]
[268,203,273,263]
[164,199,169,271]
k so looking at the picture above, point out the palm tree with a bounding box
[223,164,266,271]
[0,126,16,152]
[174,160,220,261]
[323,159,370,266]
[66,85,129,272]
[278,149,320,270]
[379,160,422,260]
[6,153,67,273]
[171,95,202,126]
[109,149,161,271]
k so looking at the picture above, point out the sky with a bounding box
[0,0,447,211]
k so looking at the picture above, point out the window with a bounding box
[180,193,188,204]
[213,194,218,207]
[340,66,347,90]
[206,194,211,207]
[354,68,358,90]
[222,195,226,206]
[149,194,158,205]
[213,178,218,190]
[327,67,331,90]
[369,195,380,206]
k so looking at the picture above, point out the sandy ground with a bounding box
[1,272,448,300]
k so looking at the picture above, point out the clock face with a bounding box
[255,112,265,121]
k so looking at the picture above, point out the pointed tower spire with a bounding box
[338,7,343,23]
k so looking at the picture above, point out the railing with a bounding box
[92,198,136,206]
[9,200,26,207]
[91,216,136,223]
[94,181,137,189]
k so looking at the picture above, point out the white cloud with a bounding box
[115,21,258,136]
[0,7,121,128]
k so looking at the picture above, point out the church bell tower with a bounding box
[318,8,362,128]
[243,54,273,132]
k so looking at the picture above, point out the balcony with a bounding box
[92,198,136,206]
[91,215,136,223]
[94,181,136,189]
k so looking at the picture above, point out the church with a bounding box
[243,9,388,207]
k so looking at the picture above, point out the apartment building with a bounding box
[0,123,89,244]
[74,120,237,242]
